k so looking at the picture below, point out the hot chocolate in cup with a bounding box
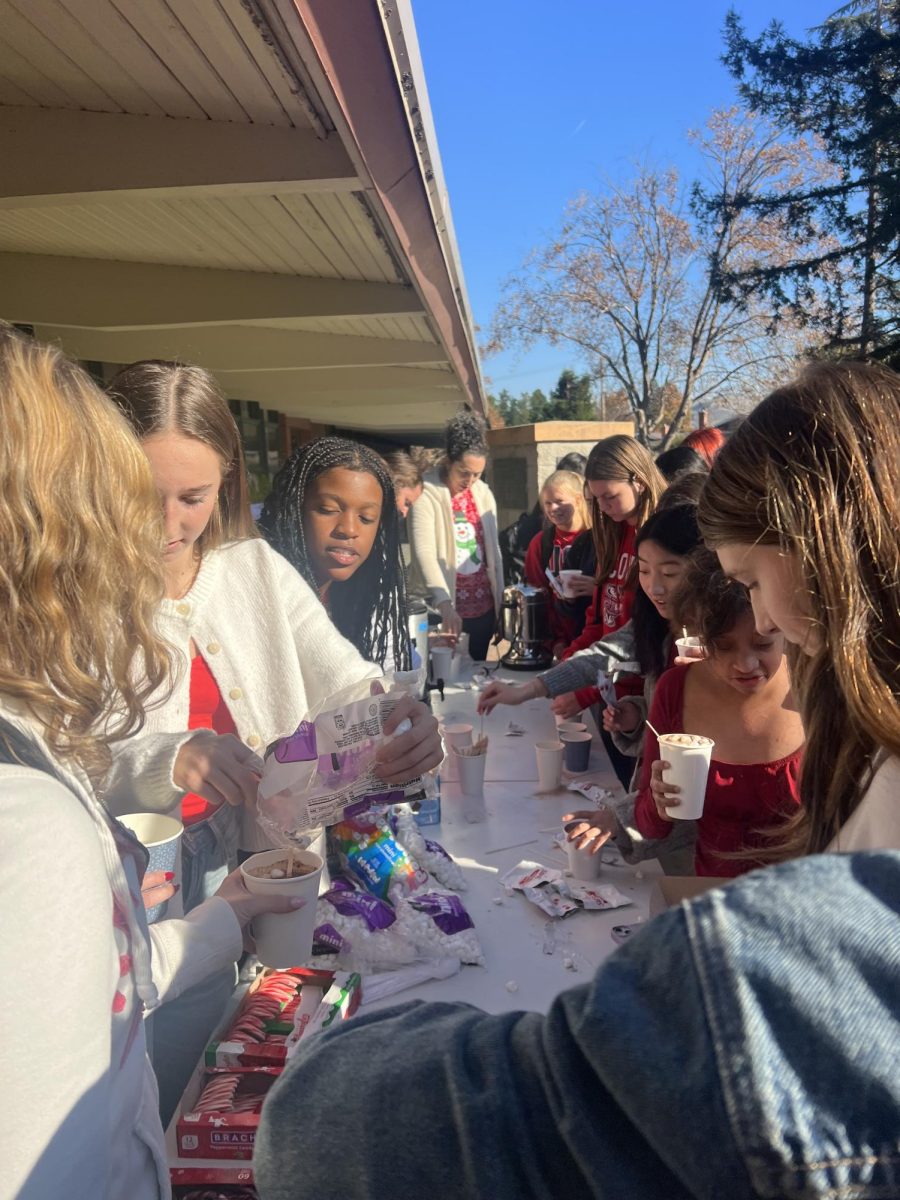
[675,635,704,661]
[657,732,715,820]
[240,848,323,968]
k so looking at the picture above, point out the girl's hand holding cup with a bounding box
[602,700,641,734]
[565,573,596,599]
[649,759,679,821]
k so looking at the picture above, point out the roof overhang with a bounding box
[0,0,483,438]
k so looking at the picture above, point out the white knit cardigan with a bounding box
[104,538,379,849]
[406,472,504,614]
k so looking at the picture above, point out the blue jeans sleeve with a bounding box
[254,852,900,1200]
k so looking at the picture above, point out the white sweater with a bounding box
[104,539,379,850]
[0,699,242,1200]
[827,753,900,852]
[407,473,504,614]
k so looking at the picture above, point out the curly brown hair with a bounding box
[0,327,172,784]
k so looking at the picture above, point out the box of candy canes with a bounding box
[170,1164,257,1197]
[204,966,336,1070]
[176,1067,281,1159]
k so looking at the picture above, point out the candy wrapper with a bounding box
[256,675,430,844]
[391,807,467,891]
[329,811,426,901]
[595,669,618,709]
[566,780,614,806]
[501,860,631,919]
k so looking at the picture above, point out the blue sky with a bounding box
[413,1,833,398]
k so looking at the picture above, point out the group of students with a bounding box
[3,316,899,1199]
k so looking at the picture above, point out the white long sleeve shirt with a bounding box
[0,701,243,1200]
[103,538,380,850]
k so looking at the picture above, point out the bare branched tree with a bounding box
[487,108,839,446]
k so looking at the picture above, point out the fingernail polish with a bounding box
[164,871,175,882]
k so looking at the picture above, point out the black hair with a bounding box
[444,409,488,464]
[556,451,587,475]
[631,503,702,678]
[655,444,706,482]
[259,436,410,670]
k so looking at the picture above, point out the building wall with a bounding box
[487,421,633,530]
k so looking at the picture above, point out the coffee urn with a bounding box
[499,584,553,670]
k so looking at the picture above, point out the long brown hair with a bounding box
[108,360,256,551]
[699,361,900,857]
[0,327,171,784]
[585,435,666,583]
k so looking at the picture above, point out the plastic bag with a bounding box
[390,807,467,891]
[329,811,427,901]
[395,891,485,965]
[256,674,430,844]
[312,879,420,969]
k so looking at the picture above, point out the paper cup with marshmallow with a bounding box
[658,733,715,820]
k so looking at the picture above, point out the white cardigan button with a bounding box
[207,642,221,655]
[247,733,261,748]
[176,602,190,617]
[229,687,242,700]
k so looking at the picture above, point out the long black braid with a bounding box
[259,437,411,671]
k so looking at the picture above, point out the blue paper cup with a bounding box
[561,731,592,774]
[118,812,183,923]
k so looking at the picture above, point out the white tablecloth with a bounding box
[365,669,660,1015]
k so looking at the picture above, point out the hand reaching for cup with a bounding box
[565,574,596,599]
[649,759,678,820]
[550,693,582,720]
[437,600,462,643]
[477,678,545,714]
[562,809,617,854]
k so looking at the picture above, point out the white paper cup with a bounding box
[558,569,583,599]
[556,721,587,736]
[453,748,487,822]
[675,636,704,661]
[563,819,604,881]
[430,645,453,683]
[561,730,592,773]
[240,848,324,968]
[535,740,564,792]
[118,812,183,922]
[443,723,473,751]
[658,734,715,820]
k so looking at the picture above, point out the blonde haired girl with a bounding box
[0,327,297,1198]
[699,360,900,855]
[523,469,594,653]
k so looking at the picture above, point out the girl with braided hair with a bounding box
[258,436,411,672]
[407,410,504,661]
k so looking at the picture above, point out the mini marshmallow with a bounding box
[505,980,519,993]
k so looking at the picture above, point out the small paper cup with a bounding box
[556,721,587,736]
[675,636,705,661]
[658,734,715,820]
[443,723,473,751]
[561,730,592,773]
[558,569,583,599]
[430,645,453,683]
[563,819,603,881]
[453,747,487,822]
[240,848,324,968]
[118,812,183,923]
[535,740,565,792]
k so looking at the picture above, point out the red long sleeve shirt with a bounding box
[524,527,585,649]
[633,665,803,877]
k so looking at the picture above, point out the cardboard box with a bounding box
[176,1068,280,1160]
[170,1165,256,1198]
[649,875,731,917]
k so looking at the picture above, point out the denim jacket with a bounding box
[255,851,900,1200]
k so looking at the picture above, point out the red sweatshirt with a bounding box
[633,665,802,877]
[524,527,585,648]
[560,522,639,710]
